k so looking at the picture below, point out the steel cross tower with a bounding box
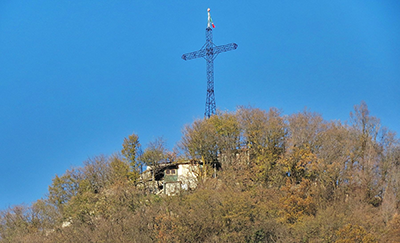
[182,9,238,118]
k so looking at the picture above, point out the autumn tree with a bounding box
[141,137,169,167]
[140,137,169,189]
[208,111,241,163]
[335,224,377,243]
[347,101,388,204]
[237,106,287,186]
[180,118,219,177]
[2,103,400,242]
[279,178,317,224]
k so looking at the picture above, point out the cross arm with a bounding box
[181,49,207,61]
[213,43,238,56]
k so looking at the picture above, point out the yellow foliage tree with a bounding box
[335,224,377,243]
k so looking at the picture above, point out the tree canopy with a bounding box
[1,102,399,242]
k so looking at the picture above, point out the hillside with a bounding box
[1,102,400,242]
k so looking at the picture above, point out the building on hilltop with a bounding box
[139,160,201,195]
[138,149,250,196]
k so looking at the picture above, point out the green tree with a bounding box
[109,153,130,183]
[121,133,143,182]
[48,169,80,210]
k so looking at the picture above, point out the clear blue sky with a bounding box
[0,1,399,209]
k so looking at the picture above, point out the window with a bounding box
[166,169,176,175]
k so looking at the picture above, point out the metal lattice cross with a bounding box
[182,9,237,118]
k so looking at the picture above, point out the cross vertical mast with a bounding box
[182,8,237,118]
[205,27,215,118]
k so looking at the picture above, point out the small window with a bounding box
[165,169,176,175]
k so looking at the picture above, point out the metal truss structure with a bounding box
[182,25,237,118]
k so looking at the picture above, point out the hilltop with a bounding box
[1,102,400,242]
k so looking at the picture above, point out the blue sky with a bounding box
[0,1,399,209]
